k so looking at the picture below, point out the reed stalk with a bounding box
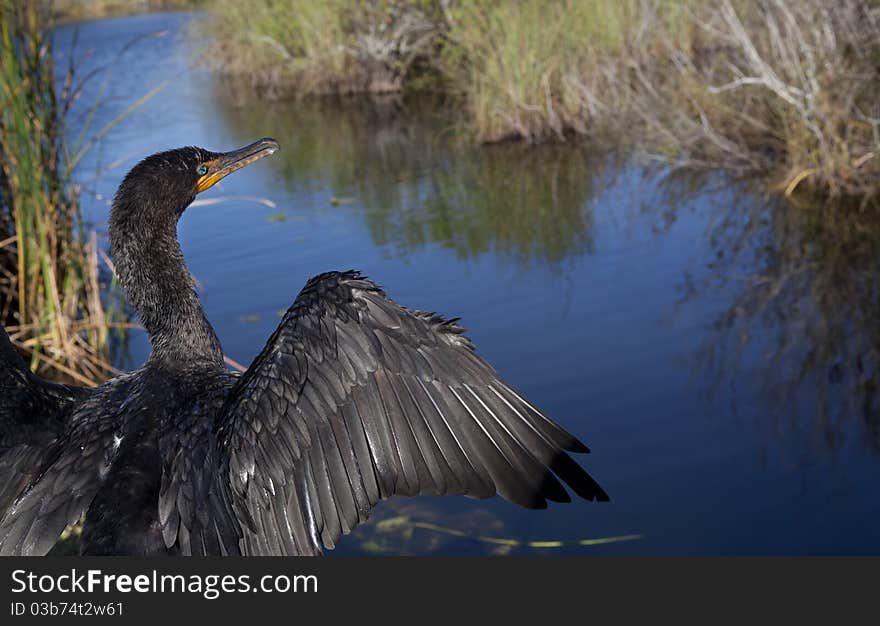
[0,0,115,385]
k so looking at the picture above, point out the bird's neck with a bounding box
[111,217,223,370]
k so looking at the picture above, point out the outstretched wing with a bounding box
[0,326,85,454]
[217,271,608,556]
[0,328,107,554]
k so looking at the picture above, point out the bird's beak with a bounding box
[196,137,280,194]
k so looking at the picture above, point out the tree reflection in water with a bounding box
[217,95,622,268]
[219,93,880,456]
[678,176,880,454]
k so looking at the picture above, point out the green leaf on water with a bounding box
[330,196,355,206]
[376,516,411,532]
[238,314,262,324]
[267,212,287,222]
[358,540,388,554]
[374,517,644,549]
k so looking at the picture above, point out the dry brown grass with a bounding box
[634,0,880,200]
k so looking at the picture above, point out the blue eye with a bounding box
[197,164,208,176]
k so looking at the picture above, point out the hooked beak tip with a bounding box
[196,137,280,194]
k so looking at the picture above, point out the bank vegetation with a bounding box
[203,0,880,201]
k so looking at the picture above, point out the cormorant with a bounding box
[0,139,608,555]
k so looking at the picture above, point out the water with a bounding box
[54,12,880,555]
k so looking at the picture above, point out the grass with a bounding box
[0,1,117,384]
[634,0,880,200]
[202,0,880,202]
[439,0,636,142]
[200,0,445,97]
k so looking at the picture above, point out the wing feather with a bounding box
[157,378,243,556]
[217,271,608,555]
[0,328,122,556]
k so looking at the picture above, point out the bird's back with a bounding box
[79,365,238,555]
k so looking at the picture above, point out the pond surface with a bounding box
[54,12,880,555]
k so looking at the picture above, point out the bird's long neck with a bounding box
[110,210,223,370]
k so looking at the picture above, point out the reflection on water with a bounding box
[53,11,880,554]
[250,96,880,455]
[340,500,512,556]
[690,185,880,453]
[218,96,616,267]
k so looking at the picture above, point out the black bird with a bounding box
[0,139,608,555]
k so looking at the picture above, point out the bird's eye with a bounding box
[197,164,208,176]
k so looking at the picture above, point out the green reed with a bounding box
[0,1,115,385]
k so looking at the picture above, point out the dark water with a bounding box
[55,12,880,555]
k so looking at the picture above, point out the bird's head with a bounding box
[108,138,280,347]
[110,138,280,233]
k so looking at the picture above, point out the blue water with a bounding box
[53,12,880,555]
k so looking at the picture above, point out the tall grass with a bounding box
[629,0,880,200]
[0,1,115,384]
[439,0,631,142]
[202,0,445,97]
[443,0,880,199]
[203,0,880,201]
